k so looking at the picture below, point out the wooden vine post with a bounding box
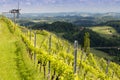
[78,49,84,74]
[13,13,16,31]
[34,31,36,64]
[67,44,70,53]
[27,30,29,38]
[48,35,52,80]
[74,40,78,74]
[106,59,110,74]
[29,29,32,60]
[29,28,32,41]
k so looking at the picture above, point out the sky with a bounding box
[0,0,120,13]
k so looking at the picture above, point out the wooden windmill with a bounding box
[2,0,21,22]
[9,1,21,22]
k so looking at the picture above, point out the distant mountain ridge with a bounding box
[4,12,120,18]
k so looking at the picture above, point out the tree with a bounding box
[83,32,90,54]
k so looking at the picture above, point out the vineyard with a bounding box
[0,16,120,80]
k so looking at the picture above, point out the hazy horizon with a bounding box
[0,0,120,13]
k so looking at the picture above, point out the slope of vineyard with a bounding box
[0,16,120,80]
[21,23,120,79]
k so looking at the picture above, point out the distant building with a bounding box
[79,27,84,31]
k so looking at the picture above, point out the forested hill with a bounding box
[0,16,120,80]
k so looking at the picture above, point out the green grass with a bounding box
[90,48,111,60]
[0,21,21,80]
[0,19,45,80]
[89,26,119,38]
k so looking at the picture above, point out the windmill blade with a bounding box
[16,0,21,18]
[18,0,19,9]
[17,9,21,18]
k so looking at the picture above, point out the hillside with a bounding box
[0,17,120,80]
[21,24,120,80]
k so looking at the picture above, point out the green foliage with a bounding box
[21,28,120,80]
[30,21,75,33]
[1,17,15,33]
[83,32,90,54]
[22,34,75,79]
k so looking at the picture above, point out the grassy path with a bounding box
[0,20,44,80]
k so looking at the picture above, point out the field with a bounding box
[89,26,119,38]
[90,48,112,60]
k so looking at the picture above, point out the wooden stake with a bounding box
[106,59,110,74]
[34,31,36,64]
[48,35,52,80]
[74,40,78,74]
[29,29,32,41]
